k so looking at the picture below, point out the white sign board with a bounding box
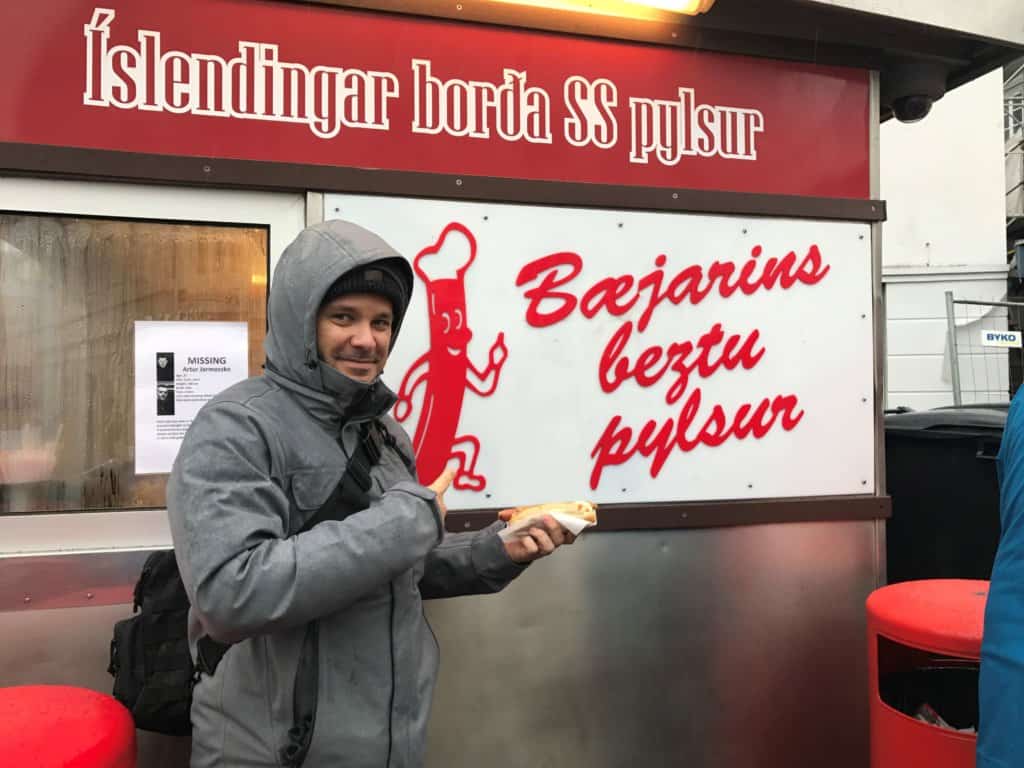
[326,194,875,509]
[980,330,1022,349]
[134,321,249,474]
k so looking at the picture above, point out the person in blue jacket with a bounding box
[979,387,1024,767]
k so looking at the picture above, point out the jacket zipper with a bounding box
[386,582,396,768]
[423,610,440,655]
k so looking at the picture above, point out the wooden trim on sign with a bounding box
[0,143,887,222]
[445,495,892,533]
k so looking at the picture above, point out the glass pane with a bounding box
[0,214,267,515]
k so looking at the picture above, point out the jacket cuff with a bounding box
[471,521,529,585]
[389,480,445,545]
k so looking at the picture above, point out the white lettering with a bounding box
[82,8,399,140]
[563,75,618,149]
[411,59,552,144]
[629,87,764,166]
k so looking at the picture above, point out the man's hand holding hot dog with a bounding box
[497,510,577,563]
[429,469,579,563]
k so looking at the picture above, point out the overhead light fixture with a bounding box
[635,0,717,13]
[489,0,717,20]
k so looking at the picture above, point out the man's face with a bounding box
[316,292,393,383]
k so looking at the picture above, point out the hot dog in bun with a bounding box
[507,500,598,526]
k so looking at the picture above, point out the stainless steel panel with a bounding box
[0,603,190,768]
[874,519,888,587]
[425,522,877,768]
[871,70,887,498]
[0,550,150,612]
[0,523,879,768]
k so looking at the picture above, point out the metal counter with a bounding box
[0,521,881,767]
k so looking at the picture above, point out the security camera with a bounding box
[881,59,947,124]
[890,95,934,123]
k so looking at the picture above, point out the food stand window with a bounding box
[0,214,268,515]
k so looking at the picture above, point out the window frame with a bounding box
[0,177,305,555]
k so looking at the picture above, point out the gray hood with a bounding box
[263,220,414,420]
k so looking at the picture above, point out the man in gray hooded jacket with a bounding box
[167,220,573,768]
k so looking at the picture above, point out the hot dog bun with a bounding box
[508,500,598,525]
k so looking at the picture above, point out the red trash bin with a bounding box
[0,685,137,768]
[867,579,987,768]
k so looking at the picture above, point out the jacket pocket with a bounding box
[289,467,344,512]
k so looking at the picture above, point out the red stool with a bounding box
[0,685,136,768]
[867,579,987,768]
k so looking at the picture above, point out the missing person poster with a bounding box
[134,321,249,474]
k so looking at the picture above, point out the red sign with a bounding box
[0,1,870,198]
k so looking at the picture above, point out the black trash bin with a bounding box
[884,405,1007,584]
[877,637,979,731]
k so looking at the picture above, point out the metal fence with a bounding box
[945,291,1022,406]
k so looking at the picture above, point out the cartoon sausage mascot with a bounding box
[394,222,508,491]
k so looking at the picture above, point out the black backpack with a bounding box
[108,420,395,759]
[109,549,196,735]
